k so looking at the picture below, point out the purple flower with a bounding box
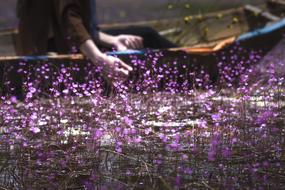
[10,96,18,103]
[175,176,182,187]
[124,116,133,126]
[184,167,193,175]
[30,126,41,134]
[93,129,103,139]
[116,147,122,153]
[222,147,231,158]
[211,114,221,122]
[208,150,216,161]
[115,127,121,132]
[134,136,142,143]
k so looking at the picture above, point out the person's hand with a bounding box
[112,35,144,51]
[98,54,133,83]
[80,39,133,85]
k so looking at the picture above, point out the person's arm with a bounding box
[54,0,132,80]
[80,39,133,79]
[54,0,91,49]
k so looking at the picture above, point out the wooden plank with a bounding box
[245,4,280,22]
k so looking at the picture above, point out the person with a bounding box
[17,0,176,82]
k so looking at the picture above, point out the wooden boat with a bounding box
[1,1,285,57]
[1,0,285,98]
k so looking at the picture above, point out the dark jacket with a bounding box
[17,0,93,55]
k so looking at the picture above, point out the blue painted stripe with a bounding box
[237,18,285,42]
[106,49,147,56]
[36,50,144,60]
[21,56,50,61]
[11,50,147,61]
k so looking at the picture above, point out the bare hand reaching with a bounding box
[80,39,133,84]
[98,54,133,83]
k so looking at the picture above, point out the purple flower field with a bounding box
[1,0,285,189]
[0,37,285,189]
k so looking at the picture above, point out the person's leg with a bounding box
[103,26,177,49]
